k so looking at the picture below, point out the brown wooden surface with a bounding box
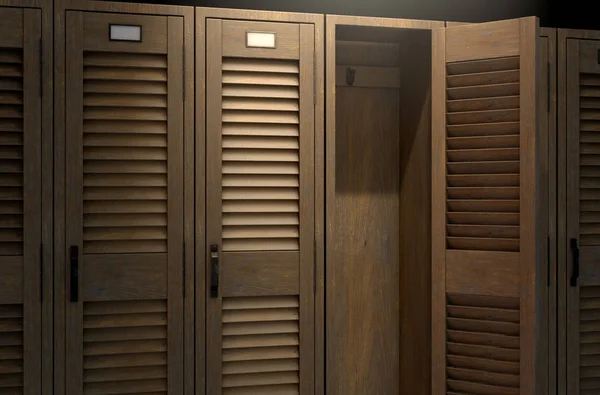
[431,25,447,395]
[446,19,520,62]
[519,17,544,394]
[562,32,600,395]
[433,17,545,395]
[194,9,207,395]
[0,2,49,394]
[203,12,317,394]
[326,15,442,395]
[397,29,432,395]
[539,27,558,395]
[55,3,193,395]
[557,28,600,395]
[331,83,400,395]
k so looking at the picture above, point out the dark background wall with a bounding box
[120,0,597,29]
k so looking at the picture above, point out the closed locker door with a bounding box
[432,18,548,394]
[64,12,184,395]
[566,38,600,395]
[0,6,42,395]
[205,19,315,395]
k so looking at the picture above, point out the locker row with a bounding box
[0,0,597,394]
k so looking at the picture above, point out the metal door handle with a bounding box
[571,238,580,287]
[70,246,79,302]
[210,245,219,298]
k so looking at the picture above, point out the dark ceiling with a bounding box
[118,0,598,29]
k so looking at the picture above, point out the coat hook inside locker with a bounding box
[346,67,356,86]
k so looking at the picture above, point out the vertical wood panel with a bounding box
[182,10,195,395]
[65,11,85,394]
[22,8,42,395]
[431,26,447,395]
[519,17,541,395]
[298,23,315,395]
[166,15,184,395]
[194,9,206,395]
[205,17,223,395]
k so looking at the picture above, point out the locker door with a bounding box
[566,38,600,395]
[0,7,42,395]
[64,12,184,395]
[432,18,547,394]
[205,19,315,395]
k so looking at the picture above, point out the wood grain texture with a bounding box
[557,28,568,395]
[194,9,206,395]
[298,22,316,395]
[204,17,224,395]
[201,10,318,395]
[313,14,325,395]
[326,18,440,395]
[330,84,400,395]
[182,9,195,395]
[539,27,557,395]
[82,255,168,300]
[446,250,520,297]
[221,252,300,296]
[519,17,542,395]
[398,29,432,395]
[0,5,47,394]
[446,19,520,62]
[565,36,580,395]
[56,4,192,395]
[431,26,447,395]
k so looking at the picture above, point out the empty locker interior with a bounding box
[326,17,441,394]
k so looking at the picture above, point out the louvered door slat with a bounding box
[0,7,42,395]
[206,18,315,395]
[65,11,185,395]
[433,18,545,395]
[566,38,600,395]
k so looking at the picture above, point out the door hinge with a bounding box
[547,236,551,287]
[313,239,317,294]
[39,38,43,97]
[182,44,185,102]
[183,241,186,298]
[313,50,317,106]
[547,62,551,112]
[40,243,43,303]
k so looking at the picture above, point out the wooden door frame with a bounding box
[325,14,443,395]
[53,2,194,395]
[557,28,600,395]
[0,1,52,394]
[540,26,558,395]
[195,7,323,395]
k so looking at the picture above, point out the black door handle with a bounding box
[70,246,79,302]
[210,245,219,298]
[571,238,580,287]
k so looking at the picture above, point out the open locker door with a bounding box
[432,17,548,394]
[566,37,600,395]
[205,19,315,395]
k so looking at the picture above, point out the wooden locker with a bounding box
[559,28,600,395]
[54,2,194,395]
[325,15,443,395]
[0,0,52,394]
[432,18,553,395]
[196,8,324,395]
